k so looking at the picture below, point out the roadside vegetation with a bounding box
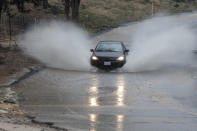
[80,0,197,32]
[0,0,197,37]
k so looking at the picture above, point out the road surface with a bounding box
[14,13,197,131]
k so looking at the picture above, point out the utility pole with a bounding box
[152,1,154,16]
[8,15,12,48]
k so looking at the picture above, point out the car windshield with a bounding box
[95,42,123,52]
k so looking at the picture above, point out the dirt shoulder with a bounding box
[0,43,62,131]
[0,42,40,86]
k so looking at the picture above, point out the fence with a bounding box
[0,13,40,46]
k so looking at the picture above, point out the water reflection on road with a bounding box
[14,68,197,131]
[89,113,97,131]
[89,76,99,107]
[88,74,126,131]
[116,75,126,107]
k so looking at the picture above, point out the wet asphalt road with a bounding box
[14,13,197,131]
[14,67,197,131]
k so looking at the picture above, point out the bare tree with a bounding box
[15,0,25,12]
[0,0,8,20]
[64,0,70,19]
[43,0,48,9]
[30,0,41,7]
[62,0,80,21]
[71,0,80,22]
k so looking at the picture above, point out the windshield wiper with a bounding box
[96,50,121,52]
[105,50,121,52]
[96,50,104,52]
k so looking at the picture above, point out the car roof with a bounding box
[99,41,123,43]
[98,41,124,45]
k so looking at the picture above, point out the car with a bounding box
[90,41,129,69]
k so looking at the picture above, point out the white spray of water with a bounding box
[19,21,91,71]
[125,15,197,72]
[19,15,197,72]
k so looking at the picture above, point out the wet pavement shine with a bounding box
[14,13,197,131]
[14,67,197,131]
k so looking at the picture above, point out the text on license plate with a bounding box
[104,62,111,66]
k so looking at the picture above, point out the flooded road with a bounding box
[14,67,197,131]
[14,13,197,131]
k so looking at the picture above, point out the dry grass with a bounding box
[1,0,197,34]
[79,0,152,32]
[79,0,197,33]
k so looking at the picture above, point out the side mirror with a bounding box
[90,49,94,52]
[125,49,129,53]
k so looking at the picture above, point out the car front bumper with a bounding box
[91,60,125,69]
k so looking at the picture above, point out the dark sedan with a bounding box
[90,41,129,69]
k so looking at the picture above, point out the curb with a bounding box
[0,65,46,88]
[32,119,67,131]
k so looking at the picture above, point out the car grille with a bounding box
[98,57,117,61]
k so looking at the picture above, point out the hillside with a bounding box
[79,0,197,32]
[0,0,197,37]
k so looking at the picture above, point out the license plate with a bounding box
[104,62,111,66]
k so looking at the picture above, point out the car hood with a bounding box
[94,52,123,57]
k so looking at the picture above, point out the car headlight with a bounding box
[92,56,98,60]
[117,56,124,61]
